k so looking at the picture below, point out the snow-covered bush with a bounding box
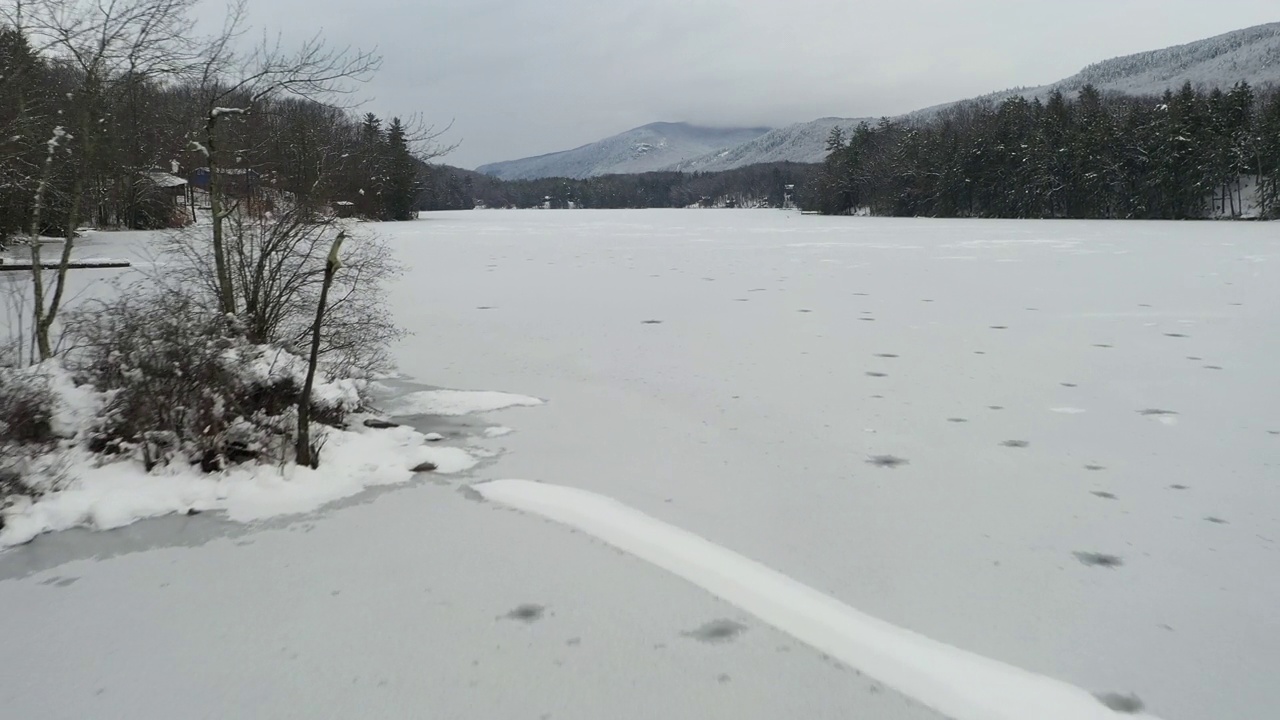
[0,366,58,513]
[62,283,362,472]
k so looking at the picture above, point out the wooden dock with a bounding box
[0,260,132,271]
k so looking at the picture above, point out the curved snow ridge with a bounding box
[384,390,544,417]
[475,480,1161,720]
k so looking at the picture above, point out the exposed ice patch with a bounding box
[483,426,514,438]
[1051,408,1087,414]
[385,390,544,416]
[476,480,1160,720]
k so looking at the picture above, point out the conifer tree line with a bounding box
[809,82,1280,219]
[420,162,818,210]
[1,12,434,249]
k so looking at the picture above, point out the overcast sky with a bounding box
[229,0,1277,169]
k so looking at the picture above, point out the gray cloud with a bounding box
[224,0,1278,168]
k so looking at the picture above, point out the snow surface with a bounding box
[477,479,1157,720]
[2,211,1277,719]
[383,389,544,416]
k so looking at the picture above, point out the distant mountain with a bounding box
[478,22,1280,179]
[668,117,874,173]
[475,122,772,180]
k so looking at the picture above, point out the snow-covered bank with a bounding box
[477,480,1157,720]
[0,375,540,549]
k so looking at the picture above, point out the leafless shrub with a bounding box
[62,280,358,472]
[163,207,404,378]
[0,365,56,508]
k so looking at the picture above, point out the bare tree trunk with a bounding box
[26,127,63,363]
[206,114,236,316]
[295,231,345,468]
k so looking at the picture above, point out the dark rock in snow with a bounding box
[412,461,438,473]
[363,418,400,429]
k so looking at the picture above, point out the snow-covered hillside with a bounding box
[475,122,771,180]
[667,117,873,173]
[912,22,1280,120]
[1065,22,1279,96]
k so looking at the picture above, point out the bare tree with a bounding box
[187,0,381,315]
[9,0,197,360]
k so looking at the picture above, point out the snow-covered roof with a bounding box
[145,171,187,188]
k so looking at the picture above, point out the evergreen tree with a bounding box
[382,117,420,220]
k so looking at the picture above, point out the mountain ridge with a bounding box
[477,22,1280,179]
[475,122,772,181]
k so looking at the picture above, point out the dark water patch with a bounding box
[682,620,747,644]
[1095,693,1144,714]
[1091,491,1118,500]
[865,372,889,378]
[1075,552,1123,568]
[504,604,546,623]
[866,455,909,468]
[457,486,486,503]
[39,576,79,587]
[1001,440,1029,448]
[641,320,664,325]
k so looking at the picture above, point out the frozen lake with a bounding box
[3,210,1278,719]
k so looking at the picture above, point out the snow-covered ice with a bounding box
[2,210,1277,720]
[477,479,1158,720]
[383,389,543,416]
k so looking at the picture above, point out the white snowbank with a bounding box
[384,390,543,416]
[0,423,479,549]
[475,480,1160,720]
